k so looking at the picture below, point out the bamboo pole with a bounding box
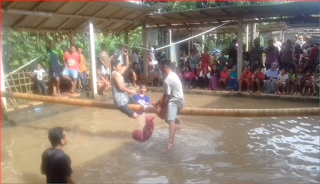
[1,91,319,117]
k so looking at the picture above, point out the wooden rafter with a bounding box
[36,18,50,29]
[11,16,28,28]
[107,8,124,18]
[120,10,136,20]
[115,23,130,31]
[31,1,45,11]
[4,1,18,10]
[57,18,71,30]
[55,1,70,13]
[102,22,115,31]
[75,2,91,15]
[179,13,191,18]
[199,11,210,17]
[92,5,108,17]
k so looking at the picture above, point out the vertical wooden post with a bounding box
[250,23,256,48]
[142,24,148,81]
[245,24,249,51]
[124,31,129,47]
[69,30,75,46]
[88,20,98,98]
[237,17,243,80]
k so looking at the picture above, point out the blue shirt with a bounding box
[132,94,150,115]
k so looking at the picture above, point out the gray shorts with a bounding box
[166,102,183,124]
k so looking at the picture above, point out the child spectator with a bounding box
[190,63,202,89]
[238,66,252,93]
[302,70,312,96]
[182,66,192,88]
[276,68,288,95]
[133,84,150,115]
[96,68,108,95]
[227,65,238,91]
[199,67,210,89]
[265,62,279,94]
[311,70,319,95]
[209,64,220,90]
[250,66,264,94]
[30,63,47,95]
[219,65,230,90]
[302,57,314,73]
[295,66,304,95]
[149,64,163,87]
[287,68,296,95]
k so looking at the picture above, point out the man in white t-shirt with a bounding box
[273,37,282,52]
[154,58,184,153]
[114,44,124,65]
[148,43,155,61]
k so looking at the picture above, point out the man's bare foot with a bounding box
[176,119,183,131]
[162,142,175,153]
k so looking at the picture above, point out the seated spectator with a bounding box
[199,67,211,89]
[302,70,313,96]
[218,57,227,71]
[96,68,108,95]
[130,62,142,87]
[302,57,314,73]
[265,62,279,94]
[149,64,162,86]
[238,66,252,93]
[276,68,289,95]
[295,66,304,95]
[250,66,264,94]
[252,58,265,74]
[189,49,199,69]
[227,65,238,91]
[209,64,220,90]
[219,65,230,90]
[182,66,192,88]
[312,70,319,95]
[132,84,150,115]
[287,68,296,95]
[190,63,202,89]
[29,63,47,95]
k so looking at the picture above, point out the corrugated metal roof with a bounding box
[0,1,165,33]
[145,1,319,28]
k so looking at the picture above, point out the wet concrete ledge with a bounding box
[147,87,319,103]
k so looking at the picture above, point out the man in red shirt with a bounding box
[62,45,80,93]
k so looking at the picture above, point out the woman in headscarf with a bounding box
[264,40,280,70]
[208,64,220,90]
[265,62,279,94]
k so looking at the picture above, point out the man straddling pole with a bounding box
[154,58,184,153]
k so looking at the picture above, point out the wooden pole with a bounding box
[1,91,319,117]
[237,17,243,80]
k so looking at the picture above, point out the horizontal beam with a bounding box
[1,9,140,24]
[2,91,319,117]
[146,17,318,29]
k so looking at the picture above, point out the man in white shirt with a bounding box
[273,37,282,52]
[114,44,124,65]
[148,43,155,61]
[154,58,184,153]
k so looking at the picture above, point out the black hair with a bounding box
[254,58,261,63]
[48,127,65,148]
[111,58,121,69]
[185,66,191,72]
[139,84,146,89]
[133,62,138,66]
[159,58,171,67]
[70,44,76,48]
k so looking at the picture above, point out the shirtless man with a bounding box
[154,58,184,153]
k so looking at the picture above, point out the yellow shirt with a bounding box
[78,54,87,72]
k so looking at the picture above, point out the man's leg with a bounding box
[70,69,78,93]
[163,103,181,153]
[40,81,48,95]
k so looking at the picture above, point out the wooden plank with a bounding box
[27,101,43,106]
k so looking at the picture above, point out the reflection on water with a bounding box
[1,93,319,183]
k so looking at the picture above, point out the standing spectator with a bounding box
[308,41,319,67]
[249,38,264,73]
[29,63,47,95]
[46,41,61,96]
[114,44,125,65]
[265,40,280,70]
[292,35,301,52]
[129,47,140,65]
[77,47,88,91]
[41,127,74,183]
[228,39,238,66]
[148,43,155,61]
[200,47,211,69]
[298,36,306,48]
[189,49,198,70]
[281,39,295,72]
[273,36,282,52]
[99,44,110,79]
[265,62,279,94]
[62,45,80,94]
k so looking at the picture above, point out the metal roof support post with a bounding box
[142,24,148,81]
[88,20,98,98]
[237,17,243,81]
[245,24,249,51]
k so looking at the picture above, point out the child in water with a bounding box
[30,63,47,95]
